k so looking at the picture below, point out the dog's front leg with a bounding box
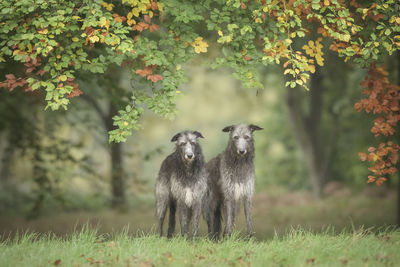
[191,202,201,239]
[223,199,235,237]
[178,203,190,237]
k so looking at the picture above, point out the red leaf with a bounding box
[54,259,62,266]
[136,68,152,77]
[149,24,160,32]
[66,87,83,98]
[283,61,290,68]
[147,74,163,83]
[143,15,151,23]
[243,55,251,61]
[241,2,246,9]
[367,175,376,183]
[376,177,387,186]
[5,74,16,80]
[358,152,367,161]
[132,22,149,32]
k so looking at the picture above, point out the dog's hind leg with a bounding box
[167,199,176,238]
[156,199,168,237]
[213,203,222,240]
[243,195,253,237]
[156,181,169,237]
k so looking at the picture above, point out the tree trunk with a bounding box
[0,136,13,184]
[81,95,127,208]
[106,103,126,208]
[285,68,326,199]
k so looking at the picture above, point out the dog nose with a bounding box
[187,153,193,159]
[238,149,246,155]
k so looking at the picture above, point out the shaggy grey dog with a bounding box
[204,124,263,239]
[155,130,207,238]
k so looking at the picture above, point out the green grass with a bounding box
[1,227,400,266]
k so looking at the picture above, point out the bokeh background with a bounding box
[0,51,398,240]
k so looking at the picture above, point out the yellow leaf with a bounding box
[308,65,315,73]
[38,28,48,34]
[138,3,147,12]
[218,30,223,36]
[89,35,99,43]
[290,32,296,38]
[191,37,208,54]
[131,8,140,17]
[255,18,262,24]
[59,75,67,81]
[101,2,114,11]
[72,37,79,42]
[315,54,324,66]
[127,19,136,26]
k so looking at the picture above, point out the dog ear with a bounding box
[193,131,204,139]
[249,124,263,132]
[222,125,234,133]
[171,132,181,142]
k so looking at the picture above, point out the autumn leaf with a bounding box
[38,28,48,34]
[53,259,62,266]
[358,152,367,161]
[132,22,149,32]
[136,68,152,77]
[376,177,387,186]
[191,37,208,54]
[147,74,163,83]
[164,252,173,261]
[101,1,114,11]
[367,175,376,183]
[303,38,324,66]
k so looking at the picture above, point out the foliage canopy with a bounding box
[1,0,399,183]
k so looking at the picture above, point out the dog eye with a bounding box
[233,136,239,140]
[180,142,186,146]
[244,135,250,140]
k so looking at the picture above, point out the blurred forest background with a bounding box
[0,48,399,240]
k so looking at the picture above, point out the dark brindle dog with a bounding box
[204,124,263,239]
[156,130,207,238]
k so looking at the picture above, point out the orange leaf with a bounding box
[376,177,387,186]
[367,175,376,183]
[147,74,163,83]
[358,152,367,161]
[136,68,152,77]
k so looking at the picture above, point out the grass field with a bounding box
[1,227,399,267]
[0,187,396,240]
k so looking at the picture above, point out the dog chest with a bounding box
[170,176,198,207]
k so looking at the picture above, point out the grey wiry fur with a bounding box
[156,131,207,238]
[204,124,263,239]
